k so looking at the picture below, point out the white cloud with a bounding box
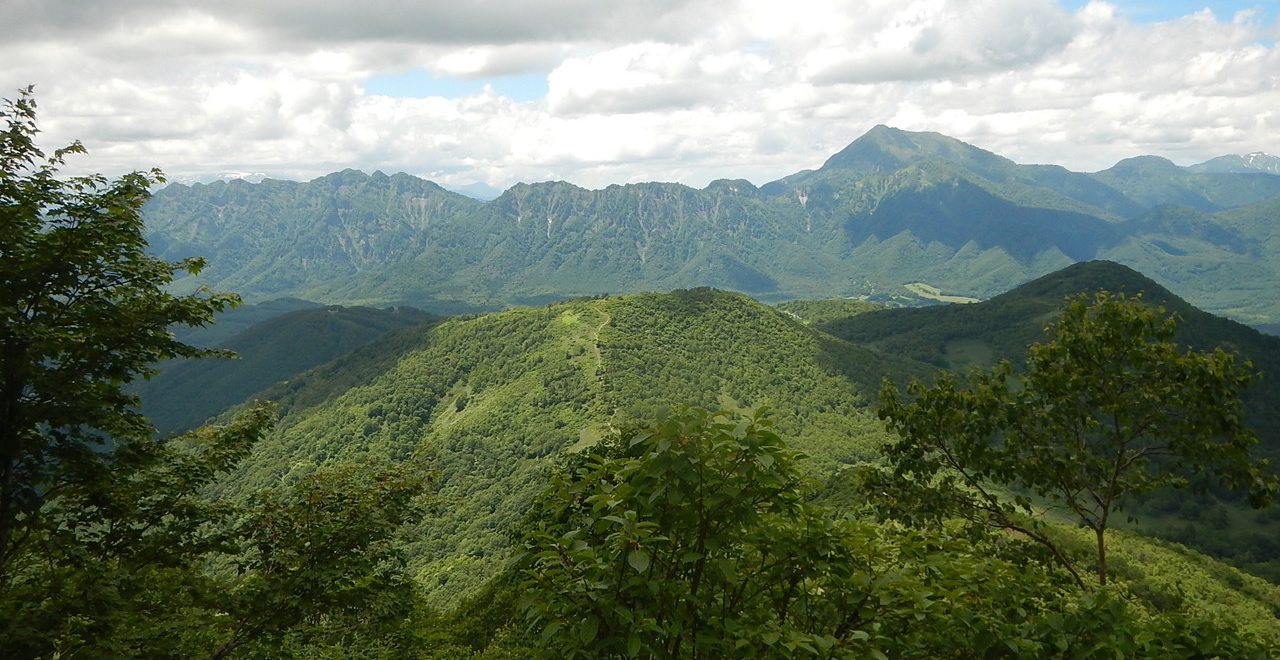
[799,0,1077,84]
[0,0,1276,189]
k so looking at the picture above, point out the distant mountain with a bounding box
[444,181,504,200]
[1189,152,1280,176]
[1107,194,1280,324]
[1090,155,1280,211]
[764,125,1145,219]
[167,172,269,185]
[144,170,484,307]
[143,127,1280,326]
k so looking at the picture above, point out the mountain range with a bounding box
[143,125,1280,328]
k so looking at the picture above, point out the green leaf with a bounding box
[580,615,600,643]
[717,557,737,582]
[627,548,651,573]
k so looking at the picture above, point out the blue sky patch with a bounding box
[1058,1,1276,24]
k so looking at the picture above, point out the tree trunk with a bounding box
[1095,526,1107,586]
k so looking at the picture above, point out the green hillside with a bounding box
[814,261,1280,438]
[210,289,932,605]
[177,266,1280,606]
[122,275,1280,655]
[775,298,885,325]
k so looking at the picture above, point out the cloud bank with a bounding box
[1,0,1276,190]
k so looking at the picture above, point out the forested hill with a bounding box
[804,260,1280,579]
[810,260,1280,446]
[137,260,1280,600]
[144,125,1280,326]
[206,288,932,605]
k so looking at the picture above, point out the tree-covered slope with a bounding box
[815,261,1280,441]
[140,277,1280,651]
[775,298,886,326]
[170,297,322,347]
[210,289,932,605]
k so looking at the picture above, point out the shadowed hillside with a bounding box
[137,305,437,434]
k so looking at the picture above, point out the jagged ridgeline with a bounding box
[144,126,1280,326]
[208,289,929,605]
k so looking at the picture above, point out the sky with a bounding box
[2,0,1277,192]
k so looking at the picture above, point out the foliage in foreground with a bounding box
[0,87,430,659]
[519,407,1278,659]
[0,85,238,583]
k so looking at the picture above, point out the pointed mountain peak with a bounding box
[818,125,1011,174]
[999,260,1184,307]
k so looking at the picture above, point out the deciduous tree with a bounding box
[878,290,1276,586]
[520,407,856,659]
[207,460,430,660]
[0,85,238,574]
[0,86,431,659]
